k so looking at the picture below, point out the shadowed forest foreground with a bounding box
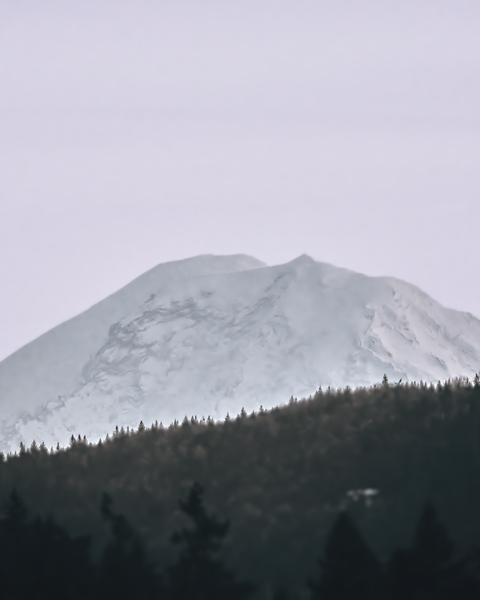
[1,377,480,598]
[1,483,479,599]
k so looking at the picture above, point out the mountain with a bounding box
[0,254,479,453]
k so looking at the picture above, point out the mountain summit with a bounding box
[0,254,479,452]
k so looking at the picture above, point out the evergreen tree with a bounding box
[2,488,28,527]
[0,489,31,598]
[388,503,450,599]
[99,493,159,598]
[388,503,479,599]
[0,489,95,599]
[168,482,254,600]
[308,511,384,600]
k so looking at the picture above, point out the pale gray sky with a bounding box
[1,0,479,361]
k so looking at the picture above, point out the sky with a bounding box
[1,0,479,362]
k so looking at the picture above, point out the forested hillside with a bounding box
[1,377,480,598]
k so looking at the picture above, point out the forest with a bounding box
[1,376,480,598]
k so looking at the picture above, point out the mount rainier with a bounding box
[0,254,479,453]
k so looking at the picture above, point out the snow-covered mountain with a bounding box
[1,254,479,453]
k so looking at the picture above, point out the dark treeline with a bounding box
[1,376,480,598]
[1,483,479,599]
[0,482,254,599]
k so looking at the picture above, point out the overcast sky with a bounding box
[1,0,479,361]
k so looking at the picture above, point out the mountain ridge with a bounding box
[1,254,479,452]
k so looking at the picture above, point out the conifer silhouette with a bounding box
[99,492,159,598]
[308,511,384,600]
[168,482,254,600]
[0,489,94,599]
[388,503,479,599]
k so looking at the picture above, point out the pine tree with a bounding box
[99,493,159,597]
[308,511,384,600]
[382,374,389,386]
[0,488,96,598]
[2,488,28,526]
[0,489,29,596]
[168,482,255,600]
[387,503,477,599]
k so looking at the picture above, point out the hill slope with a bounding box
[1,254,479,452]
[1,381,479,598]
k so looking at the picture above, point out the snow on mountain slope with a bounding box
[0,255,265,442]
[1,254,480,453]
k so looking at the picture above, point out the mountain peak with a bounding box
[1,254,479,453]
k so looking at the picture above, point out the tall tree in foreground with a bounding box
[99,492,160,598]
[168,482,255,600]
[308,511,384,600]
[388,503,479,599]
[0,488,95,599]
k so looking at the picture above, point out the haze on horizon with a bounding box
[1,0,479,362]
